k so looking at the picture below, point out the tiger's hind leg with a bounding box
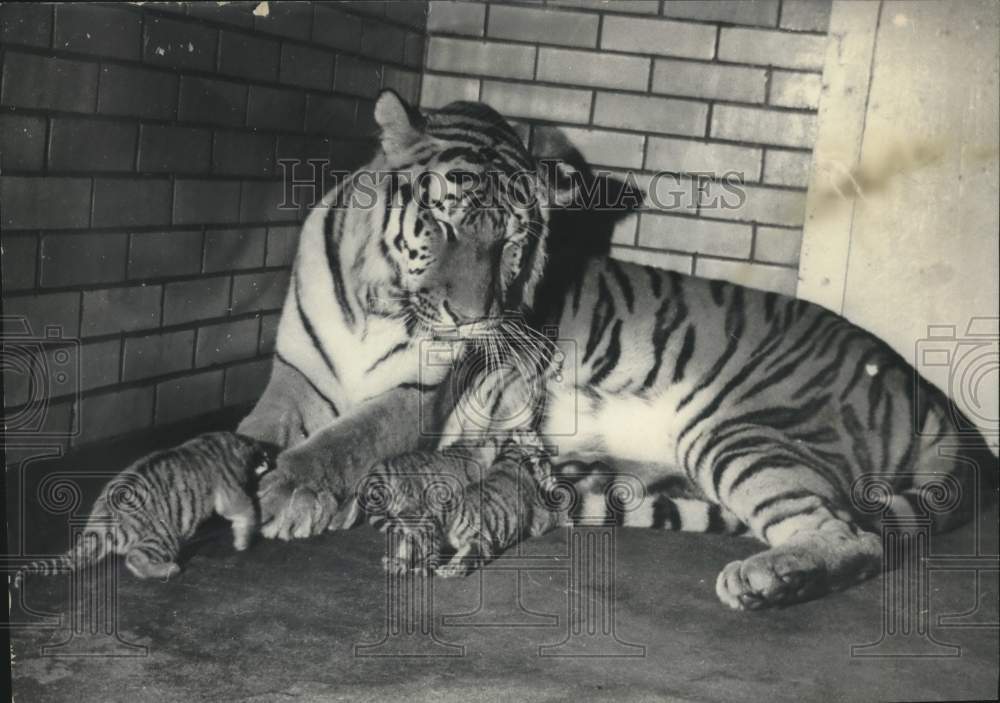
[711,457,881,609]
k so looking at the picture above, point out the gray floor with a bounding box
[10,496,999,702]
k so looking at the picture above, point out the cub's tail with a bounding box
[13,530,110,590]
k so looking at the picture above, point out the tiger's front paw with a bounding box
[258,455,340,540]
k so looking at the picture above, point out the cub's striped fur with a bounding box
[365,448,750,578]
[361,434,561,577]
[14,432,273,587]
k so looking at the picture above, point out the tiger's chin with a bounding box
[455,318,504,340]
[416,318,502,342]
[440,308,534,341]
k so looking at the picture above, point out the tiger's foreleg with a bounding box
[237,357,339,450]
[258,385,444,540]
[710,455,882,610]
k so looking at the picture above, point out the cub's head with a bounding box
[343,90,578,336]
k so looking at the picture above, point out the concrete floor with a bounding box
[7,424,999,702]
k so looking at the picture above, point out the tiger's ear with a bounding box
[374,89,425,153]
[536,159,582,210]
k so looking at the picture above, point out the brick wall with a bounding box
[1,1,426,450]
[422,0,831,294]
[2,0,833,451]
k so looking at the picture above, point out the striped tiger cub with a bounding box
[14,432,274,587]
[360,434,562,577]
[236,89,997,609]
[361,445,750,577]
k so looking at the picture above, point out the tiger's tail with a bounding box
[557,462,749,535]
[570,486,749,535]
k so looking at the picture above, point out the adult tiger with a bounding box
[241,90,996,609]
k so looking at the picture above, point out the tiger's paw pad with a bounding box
[716,548,827,610]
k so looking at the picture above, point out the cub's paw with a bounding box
[125,551,181,581]
[434,562,473,579]
[258,456,340,541]
[380,528,441,575]
[716,547,827,610]
[433,546,483,579]
[381,554,436,576]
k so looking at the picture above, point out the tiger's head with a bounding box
[341,90,578,338]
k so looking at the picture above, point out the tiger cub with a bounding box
[359,434,563,577]
[363,444,754,577]
[14,432,274,587]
